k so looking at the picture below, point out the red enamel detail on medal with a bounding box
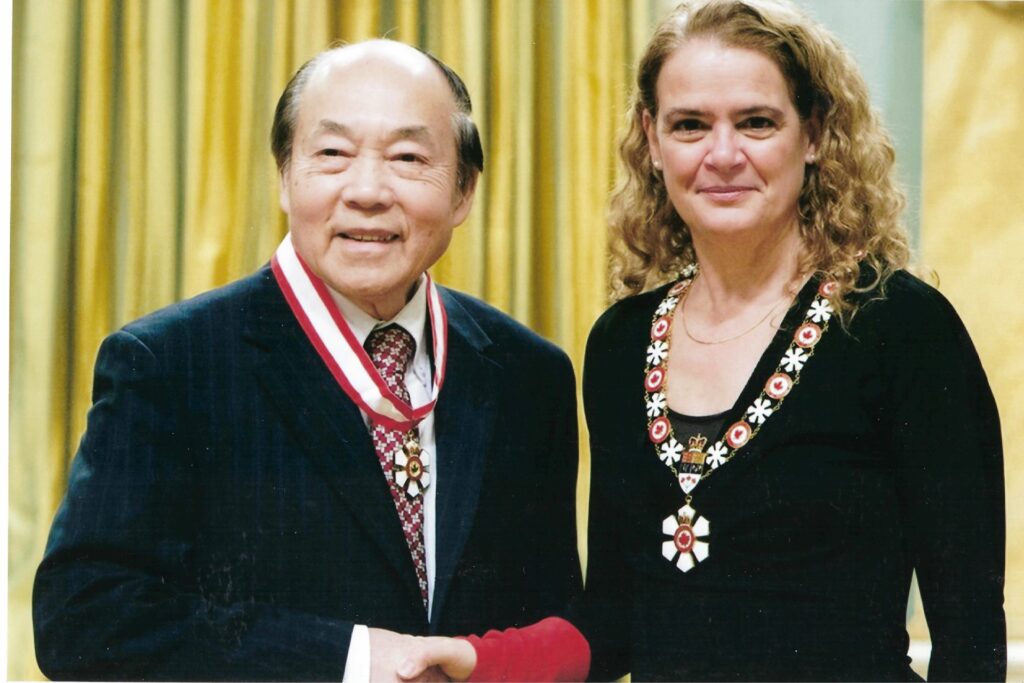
[649,416,671,444]
[651,317,671,341]
[795,322,822,348]
[726,420,752,448]
[678,472,700,494]
[674,524,695,553]
[765,372,793,399]
[645,367,665,392]
[819,280,838,297]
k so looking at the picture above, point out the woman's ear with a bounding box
[642,108,663,170]
[804,110,823,164]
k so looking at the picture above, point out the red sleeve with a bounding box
[462,617,591,682]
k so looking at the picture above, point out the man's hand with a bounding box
[368,628,450,682]
[398,637,476,682]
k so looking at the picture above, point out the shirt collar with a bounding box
[328,276,429,355]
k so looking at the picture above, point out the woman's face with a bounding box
[644,38,816,245]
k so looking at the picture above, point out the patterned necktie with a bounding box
[365,324,428,607]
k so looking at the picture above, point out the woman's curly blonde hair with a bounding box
[609,0,910,324]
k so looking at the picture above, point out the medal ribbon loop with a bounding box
[271,234,448,431]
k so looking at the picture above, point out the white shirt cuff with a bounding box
[342,624,370,683]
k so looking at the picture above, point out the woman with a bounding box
[400,0,1006,680]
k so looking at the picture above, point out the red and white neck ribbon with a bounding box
[271,234,448,431]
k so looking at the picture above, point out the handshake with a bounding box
[366,617,589,682]
[369,628,476,683]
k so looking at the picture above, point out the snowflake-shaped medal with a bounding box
[393,436,430,498]
[706,441,728,469]
[662,504,710,573]
[809,298,833,323]
[746,398,774,425]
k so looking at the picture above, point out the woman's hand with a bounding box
[398,636,477,682]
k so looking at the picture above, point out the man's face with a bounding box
[280,43,474,320]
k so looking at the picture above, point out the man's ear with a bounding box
[452,173,478,227]
[278,169,290,215]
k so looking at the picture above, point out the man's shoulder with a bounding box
[120,267,275,344]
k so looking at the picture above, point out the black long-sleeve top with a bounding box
[578,271,1006,681]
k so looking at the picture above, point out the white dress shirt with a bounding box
[330,277,438,682]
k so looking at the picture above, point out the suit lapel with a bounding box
[241,267,424,607]
[429,289,498,628]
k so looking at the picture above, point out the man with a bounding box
[33,40,581,681]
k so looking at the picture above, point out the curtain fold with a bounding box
[11,2,81,679]
[425,0,489,296]
[10,1,657,678]
[121,0,183,318]
[919,0,1024,648]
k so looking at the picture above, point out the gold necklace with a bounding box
[679,281,789,346]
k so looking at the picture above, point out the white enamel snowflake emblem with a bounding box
[662,504,710,573]
[655,297,679,317]
[659,437,684,465]
[646,340,669,365]
[746,397,774,425]
[781,347,808,372]
[706,441,728,469]
[808,298,833,323]
[646,392,667,418]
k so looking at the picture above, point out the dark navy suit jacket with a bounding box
[33,266,581,681]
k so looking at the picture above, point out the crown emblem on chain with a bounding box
[682,434,708,465]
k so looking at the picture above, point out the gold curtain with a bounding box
[918,0,1024,656]
[9,1,659,678]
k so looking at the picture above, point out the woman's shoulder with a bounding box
[583,282,676,390]
[589,282,675,346]
[855,270,963,329]
[850,269,977,358]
